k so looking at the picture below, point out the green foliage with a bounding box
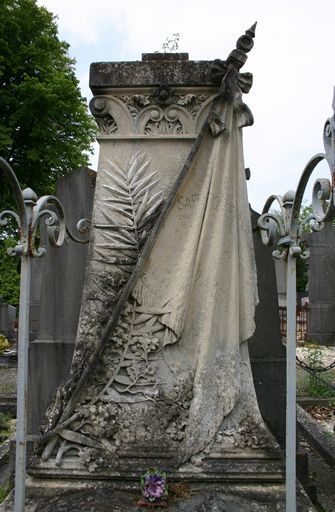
[0,412,13,435]
[299,204,313,229]
[0,238,20,307]
[0,335,10,354]
[0,411,14,503]
[296,255,308,292]
[0,0,97,207]
[307,347,335,398]
[297,203,314,292]
[0,483,12,504]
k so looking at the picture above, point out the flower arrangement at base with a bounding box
[138,469,168,508]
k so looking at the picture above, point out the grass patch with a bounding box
[0,412,15,441]
[297,346,335,398]
[0,482,13,503]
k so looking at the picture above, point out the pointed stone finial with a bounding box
[246,22,257,38]
[209,23,257,88]
[236,22,257,54]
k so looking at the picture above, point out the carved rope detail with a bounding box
[89,93,215,136]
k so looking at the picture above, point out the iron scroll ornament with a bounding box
[0,157,91,256]
[0,156,91,512]
[257,92,335,258]
[256,88,335,512]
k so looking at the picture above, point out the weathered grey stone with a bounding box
[90,56,214,91]
[274,259,287,307]
[29,257,45,341]
[297,404,335,467]
[0,299,16,342]
[305,223,335,345]
[32,28,287,482]
[27,167,96,434]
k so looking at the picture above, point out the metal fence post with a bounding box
[0,158,90,512]
[14,253,31,512]
[258,87,335,512]
[286,251,297,512]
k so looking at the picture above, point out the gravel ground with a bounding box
[297,345,335,369]
[0,368,17,394]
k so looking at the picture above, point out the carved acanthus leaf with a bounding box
[96,114,118,135]
[120,93,210,121]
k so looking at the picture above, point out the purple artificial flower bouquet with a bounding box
[138,469,168,507]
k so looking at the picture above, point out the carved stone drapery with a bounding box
[33,25,279,481]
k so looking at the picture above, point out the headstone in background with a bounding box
[28,167,96,434]
[305,222,335,346]
[250,210,286,448]
[29,258,46,342]
[0,297,16,342]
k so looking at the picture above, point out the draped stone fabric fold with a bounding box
[131,95,258,460]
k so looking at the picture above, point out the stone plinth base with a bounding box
[29,450,284,484]
[0,477,316,511]
[28,448,284,484]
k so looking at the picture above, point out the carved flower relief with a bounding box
[152,85,175,106]
[121,95,150,120]
[93,300,167,401]
[176,94,210,118]
[50,324,194,470]
[67,299,194,455]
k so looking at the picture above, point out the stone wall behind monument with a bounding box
[0,298,16,342]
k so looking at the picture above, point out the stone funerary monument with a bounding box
[20,25,314,512]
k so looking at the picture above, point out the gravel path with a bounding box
[297,346,335,368]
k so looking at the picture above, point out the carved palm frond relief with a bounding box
[94,152,163,272]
